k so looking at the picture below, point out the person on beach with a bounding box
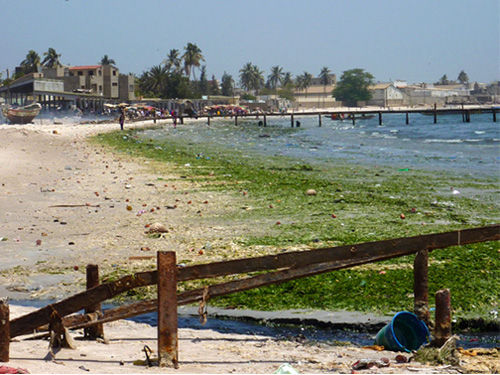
[119,110,125,130]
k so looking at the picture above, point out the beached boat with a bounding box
[2,103,42,124]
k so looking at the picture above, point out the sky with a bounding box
[1,0,499,85]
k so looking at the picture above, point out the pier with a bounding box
[200,105,498,127]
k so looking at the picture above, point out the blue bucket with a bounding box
[375,311,430,352]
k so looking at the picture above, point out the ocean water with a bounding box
[149,112,500,177]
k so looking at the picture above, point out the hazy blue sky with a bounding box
[2,0,499,85]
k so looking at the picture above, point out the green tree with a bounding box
[138,65,168,97]
[282,72,294,86]
[268,65,284,97]
[437,74,449,85]
[198,65,209,95]
[333,68,374,106]
[239,63,264,94]
[20,50,41,74]
[163,49,182,73]
[221,72,234,97]
[100,55,116,65]
[457,70,469,84]
[182,42,204,80]
[319,66,331,105]
[42,48,62,68]
[210,74,220,96]
[296,71,312,97]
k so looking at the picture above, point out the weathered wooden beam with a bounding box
[157,251,178,368]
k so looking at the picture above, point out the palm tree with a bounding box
[239,62,255,92]
[41,48,62,68]
[319,66,331,106]
[20,50,41,74]
[282,72,294,87]
[139,65,168,97]
[163,49,182,73]
[251,64,264,95]
[100,55,116,66]
[296,72,312,97]
[182,43,205,80]
[268,65,284,97]
[239,63,264,95]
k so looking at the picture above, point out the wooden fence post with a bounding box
[413,250,431,328]
[157,251,178,368]
[433,288,452,347]
[85,264,104,339]
[0,299,9,362]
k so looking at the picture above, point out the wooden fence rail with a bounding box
[10,224,499,338]
[5,224,499,367]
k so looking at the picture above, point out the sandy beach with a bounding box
[0,118,498,374]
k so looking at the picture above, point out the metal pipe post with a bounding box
[85,264,104,339]
[0,299,9,362]
[157,251,179,368]
[433,288,452,347]
[413,250,431,328]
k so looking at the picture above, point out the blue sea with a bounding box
[147,112,500,177]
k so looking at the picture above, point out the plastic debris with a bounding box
[275,363,299,374]
[352,357,390,370]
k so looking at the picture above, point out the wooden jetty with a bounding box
[197,105,498,127]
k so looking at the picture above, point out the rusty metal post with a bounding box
[413,250,431,328]
[157,251,178,368]
[433,288,452,347]
[84,264,104,339]
[0,299,9,362]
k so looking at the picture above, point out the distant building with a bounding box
[42,64,135,101]
[367,83,405,107]
[293,73,339,109]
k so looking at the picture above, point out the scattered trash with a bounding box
[398,168,409,171]
[352,357,389,370]
[275,363,299,374]
[375,311,430,352]
[362,345,384,351]
[305,189,317,196]
[0,365,30,374]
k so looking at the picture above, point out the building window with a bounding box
[78,71,83,76]
[89,71,94,76]
[112,70,116,76]
[99,85,102,92]
[129,85,134,92]
[98,70,102,76]
[112,82,118,86]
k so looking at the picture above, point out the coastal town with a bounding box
[1,3,499,372]
[1,47,499,123]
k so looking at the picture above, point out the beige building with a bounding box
[41,64,135,101]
